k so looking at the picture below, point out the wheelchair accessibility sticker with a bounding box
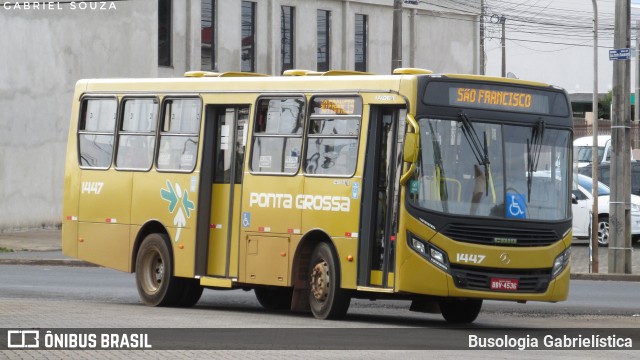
[506,192,527,219]
[242,212,251,228]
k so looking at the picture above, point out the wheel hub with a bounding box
[141,249,164,294]
[310,261,329,302]
[598,221,609,245]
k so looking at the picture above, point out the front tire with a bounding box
[439,298,482,324]
[308,242,350,320]
[135,233,184,306]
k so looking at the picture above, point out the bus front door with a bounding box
[196,106,249,278]
[358,107,404,289]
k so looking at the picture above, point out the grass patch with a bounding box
[0,247,14,253]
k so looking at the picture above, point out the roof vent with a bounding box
[393,68,433,75]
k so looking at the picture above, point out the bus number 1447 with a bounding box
[456,253,486,264]
[81,181,104,194]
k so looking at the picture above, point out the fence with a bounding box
[573,118,640,150]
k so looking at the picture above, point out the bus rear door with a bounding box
[196,106,249,278]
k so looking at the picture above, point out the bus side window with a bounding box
[304,118,360,176]
[78,98,118,169]
[116,98,158,171]
[303,96,362,176]
[250,97,304,174]
[157,98,202,172]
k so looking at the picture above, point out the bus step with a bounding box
[197,276,233,288]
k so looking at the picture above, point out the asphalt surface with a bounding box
[0,228,639,281]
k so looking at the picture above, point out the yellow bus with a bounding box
[62,68,573,323]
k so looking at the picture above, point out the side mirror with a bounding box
[404,132,419,163]
[571,193,578,204]
[400,114,420,186]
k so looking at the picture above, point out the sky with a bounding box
[480,0,640,94]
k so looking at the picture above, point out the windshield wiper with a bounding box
[526,119,545,202]
[459,112,491,194]
[427,120,448,211]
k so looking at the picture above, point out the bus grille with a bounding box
[450,265,551,293]
[441,223,559,247]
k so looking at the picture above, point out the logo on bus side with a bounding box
[249,192,350,212]
[160,180,195,242]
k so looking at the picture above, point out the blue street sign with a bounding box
[609,48,631,61]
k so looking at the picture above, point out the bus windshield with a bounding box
[408,117,571,221]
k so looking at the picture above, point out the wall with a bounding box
[0,1,197,231]
[0,0,475,231]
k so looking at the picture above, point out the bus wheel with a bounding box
[135,233,183,306]
[254,287,293,310]
[439,298,482,323]
[308,242,350,320]
[176,278,203,307]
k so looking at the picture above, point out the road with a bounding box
[0,265,639,358]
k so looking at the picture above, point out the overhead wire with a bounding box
[414,0,640,50]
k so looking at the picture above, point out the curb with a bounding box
[570,272,640,282]
[0,258,98,267]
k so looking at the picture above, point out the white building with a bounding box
[0,0,478,230]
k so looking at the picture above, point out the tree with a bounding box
[598,90,613,120]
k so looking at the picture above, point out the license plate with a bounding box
[490,278,519,291]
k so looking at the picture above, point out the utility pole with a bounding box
[480,0,485,75]
[392,0,403,71]
[636,20,640,122]
[501,16,506,77]
[610,0,632,274]
[591,0,599,273]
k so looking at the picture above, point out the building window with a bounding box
[355,14,367,72]
[317,10,330,72]
[281,6,295,73]
[158,0,172,67]
[241,1,256,72]
[201,0,215,70]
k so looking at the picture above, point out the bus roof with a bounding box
[76,70,560,94]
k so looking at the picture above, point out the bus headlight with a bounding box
[409,235,449,272]
[552,248,571,279]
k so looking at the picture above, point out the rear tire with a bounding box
[135,233,184,306]
[439,298,482,324]
[308,242,350,320]
[254,287,293,310]
[176,278,203,307]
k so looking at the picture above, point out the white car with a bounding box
[572,174,640,246]
[573,135,612,168]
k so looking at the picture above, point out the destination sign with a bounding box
[423,81,569,116]
[312,97,362,116]
[449,86,548,113]
[454,88,532,110]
